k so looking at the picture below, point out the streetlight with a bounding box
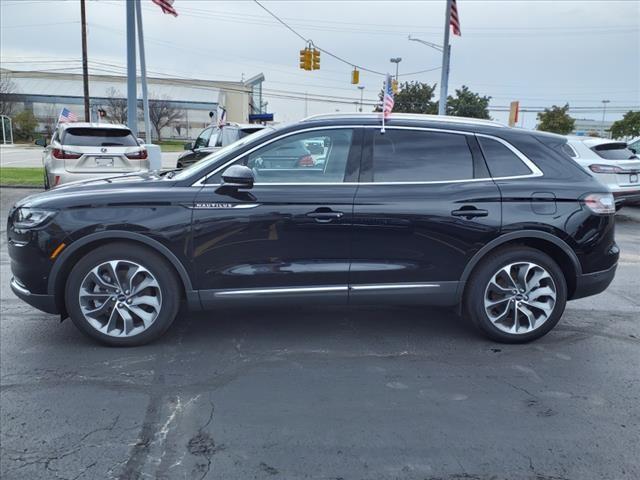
[408,35,443,53]
[390,57,402,81]
[601,100,610,137]
[357,85,365,112]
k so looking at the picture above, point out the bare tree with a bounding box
[0,72,18,117]
[148,95,184,141]
[104,87,127,125]
[42,103,59,137]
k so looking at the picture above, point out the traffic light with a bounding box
[312,48,320,70]
[299,48,312,70]
[351,68,360,85]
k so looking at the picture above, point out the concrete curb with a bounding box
[0,185,43,190]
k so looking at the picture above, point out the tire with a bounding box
[464,246,567,343]
[65,243,181,346]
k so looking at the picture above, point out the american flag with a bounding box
[383,74,394,118]
[152,0,178,17]
[58,107,78,123]
[450,0,461,36]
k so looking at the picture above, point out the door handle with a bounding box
[306,210,344,223]
[451,207,489,219]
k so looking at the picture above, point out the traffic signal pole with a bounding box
[438,0,452,116]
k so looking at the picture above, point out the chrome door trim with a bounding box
[350,283,440,291]
[193,124,543,187]
[214,286,349,296]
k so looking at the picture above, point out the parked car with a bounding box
[627,137,640,154]
[177,123,266,168]
[36,123,149,189]
[9,113,618,346]
[561,136,639,207]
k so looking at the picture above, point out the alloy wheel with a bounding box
[78,260,162,337]
[483,262,557,334]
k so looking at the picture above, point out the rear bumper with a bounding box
[46,168,147,188]
[10,277,59,314]
[571,263,617,300]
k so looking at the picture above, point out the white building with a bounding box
[1,69,265,140]
[572,118,614,138]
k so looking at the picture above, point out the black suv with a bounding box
[8,114,618,346]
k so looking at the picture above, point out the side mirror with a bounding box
[35,138,47,147]
[220,165,254,190]
[184,141,194,151]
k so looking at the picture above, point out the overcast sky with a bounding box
[1,0,638,127]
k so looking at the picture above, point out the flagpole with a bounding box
[438,0,452,116]
[135,0,152,143]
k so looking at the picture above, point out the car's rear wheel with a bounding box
[65,243,180,346]
[464,246,567,343]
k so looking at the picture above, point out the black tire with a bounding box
[463,246,567,343]
[65,243,181,346]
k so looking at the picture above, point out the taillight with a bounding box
[297,154,314,167]
[126,149,148,160]
[589,164,623,174]
[52,148,81,160]
[582,193,615,214]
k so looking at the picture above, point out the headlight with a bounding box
[13,208,57,229]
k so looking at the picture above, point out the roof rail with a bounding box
[302,112,507,128]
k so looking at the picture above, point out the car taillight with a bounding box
[589,164,623,174]
[126,149,148,160]
[582,193,615,214]
[52,148,81,160]
[297,154,314,167]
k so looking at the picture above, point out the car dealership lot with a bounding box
[1,188,638,479]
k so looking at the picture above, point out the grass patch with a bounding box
[158,140,187,152]
[0,167,44,187]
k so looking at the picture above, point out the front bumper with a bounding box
[571,263,617,300]
[10,277,59,314]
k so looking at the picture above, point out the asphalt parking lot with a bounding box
[1,187,638,480]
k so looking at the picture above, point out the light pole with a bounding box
[390,57,402,81]
[357,85,365,112]
[408,35,443,53]
[438,0,454,115]
[601,100,610,137]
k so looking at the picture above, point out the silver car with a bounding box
[36,123,150,189]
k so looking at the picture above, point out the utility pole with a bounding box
[438,0,453,115]
[80,0,90,122]
[126,0,137,135]
[357,85,365,112]
[601,100,610,137]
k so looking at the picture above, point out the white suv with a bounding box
[37,123,149,189]
[564,136,640,207]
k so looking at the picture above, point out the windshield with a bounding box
[592,142,638,160]
[171,126,276,181]
[62,128,138,147]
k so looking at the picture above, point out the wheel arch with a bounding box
[456,230,581,304]
[48,231,197,313]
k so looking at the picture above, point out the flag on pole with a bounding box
[152,0,178,17]
[58,107,78,123]
[383,74,395,118]
[450,0,461,36]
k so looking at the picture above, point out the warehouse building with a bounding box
[0,69,266,140]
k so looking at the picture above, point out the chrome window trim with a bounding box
[192,125,543,187]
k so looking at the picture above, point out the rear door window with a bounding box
[62,128,138,147]
[372,129,474,182]
[478,136,532,177]
[592,143,638,160]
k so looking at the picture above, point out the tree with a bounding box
[446,85,491,119]
[148,95,184,141]
[536,104,575,135]
[378,81,437,114]
[13,110,38,141]
[0,71,18,117]
[104,87,128,125]
[610,111,640,139]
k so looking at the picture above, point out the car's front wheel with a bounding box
[464,246,567,343]
[65,243,180,346]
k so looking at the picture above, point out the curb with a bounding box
[0,185,44,190]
